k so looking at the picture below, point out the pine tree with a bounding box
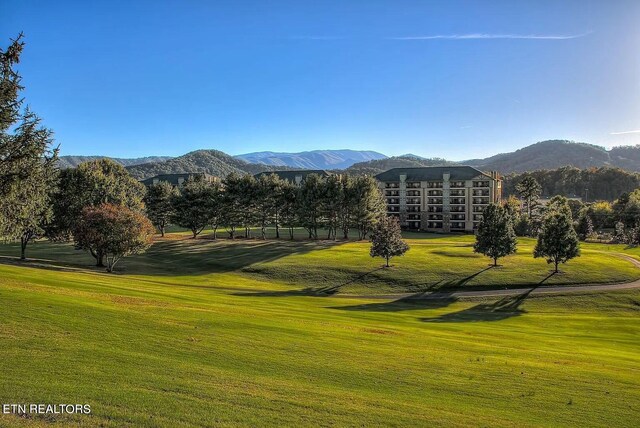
[515,176,542,217]
[534,210,580,273]
[473,204,517,266]
[144,181,179,237]
[0,34,59,259]
[370,215,409,267]
[171,177,220,239]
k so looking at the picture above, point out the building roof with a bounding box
[140,172,214,187]
[253,170,331,181]
[374,166,494,182]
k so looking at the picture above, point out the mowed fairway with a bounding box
[0,234,639,427]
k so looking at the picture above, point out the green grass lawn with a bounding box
[0,234,639,426]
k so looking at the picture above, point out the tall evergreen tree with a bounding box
[352,175,386,240]
[473,204,517,266]
[279,180,299,240]
[369,215,409,267]
[534,210,580,273]
[297,174,325,239]
[254,174,280,240]
[322,174,343,240]
[221,172,244,239]
[171,177,220,239]
[144,181,179,237]
[515,176,542,217]
[0,34,59,259]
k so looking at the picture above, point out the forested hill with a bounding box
[236,149,386,169]
[344,156,458,175]
[58,155,173,169]
[502,166,640,201]
[126,149,292,180]
[465,140,640,174]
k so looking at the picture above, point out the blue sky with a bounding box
[1,0,639,160]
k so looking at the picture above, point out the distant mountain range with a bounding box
[58,141,640,179]
[57,155,173,169]
[235,149,386,169]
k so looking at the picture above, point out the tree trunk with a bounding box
[20,236,27,260]
[261,225,266,240]
[192,229,198,239]
[212,226,217,240]
[96,250,105,267]
[386,256,390,267]
[275,223,280,239]
[554,259,559,273]
[493,257,498,267]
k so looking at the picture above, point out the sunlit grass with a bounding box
[0,233,639,426]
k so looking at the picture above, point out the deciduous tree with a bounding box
[74,204,155,272]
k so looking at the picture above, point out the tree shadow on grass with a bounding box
[232,267,387,298]
[420,272,557,323]
[329,292,459,312]
[396,265,495,292]
[0,239,348,276]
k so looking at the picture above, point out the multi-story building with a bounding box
[375,166,501,233]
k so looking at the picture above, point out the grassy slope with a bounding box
[0,235,639,426]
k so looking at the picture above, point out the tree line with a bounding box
[147,172,386,241]
[503,166,640,202]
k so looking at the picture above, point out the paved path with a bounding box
[3,253,640,301]
[335,253,640,300]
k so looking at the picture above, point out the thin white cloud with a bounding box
[610,130,640,135]
[290,36,345,40]
[388,32,591,40]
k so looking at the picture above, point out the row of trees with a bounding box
[474,197,580,273]
[503,166,640,202]
[147,172,386,241]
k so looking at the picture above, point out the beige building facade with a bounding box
[375,166,502,232]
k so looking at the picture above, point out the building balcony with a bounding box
[427,182,443,188]
[427,190,443,196]
[450,181,465,188]
[385,190,400,196]
[427,206,443,213]
[406,191,421,197]
[473,198,490,205]
[450,206,465,212]
[427,222,443,229]
[406,206,420,212]
[473,181,490,188]
[451,198,466,205]
[428,198,443,205]
[450,190,465,196]
[407,198,421,205]
[385,183,400,188]
[472,190,490,196]
[406,182,421,188]
[451,222,466,230]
